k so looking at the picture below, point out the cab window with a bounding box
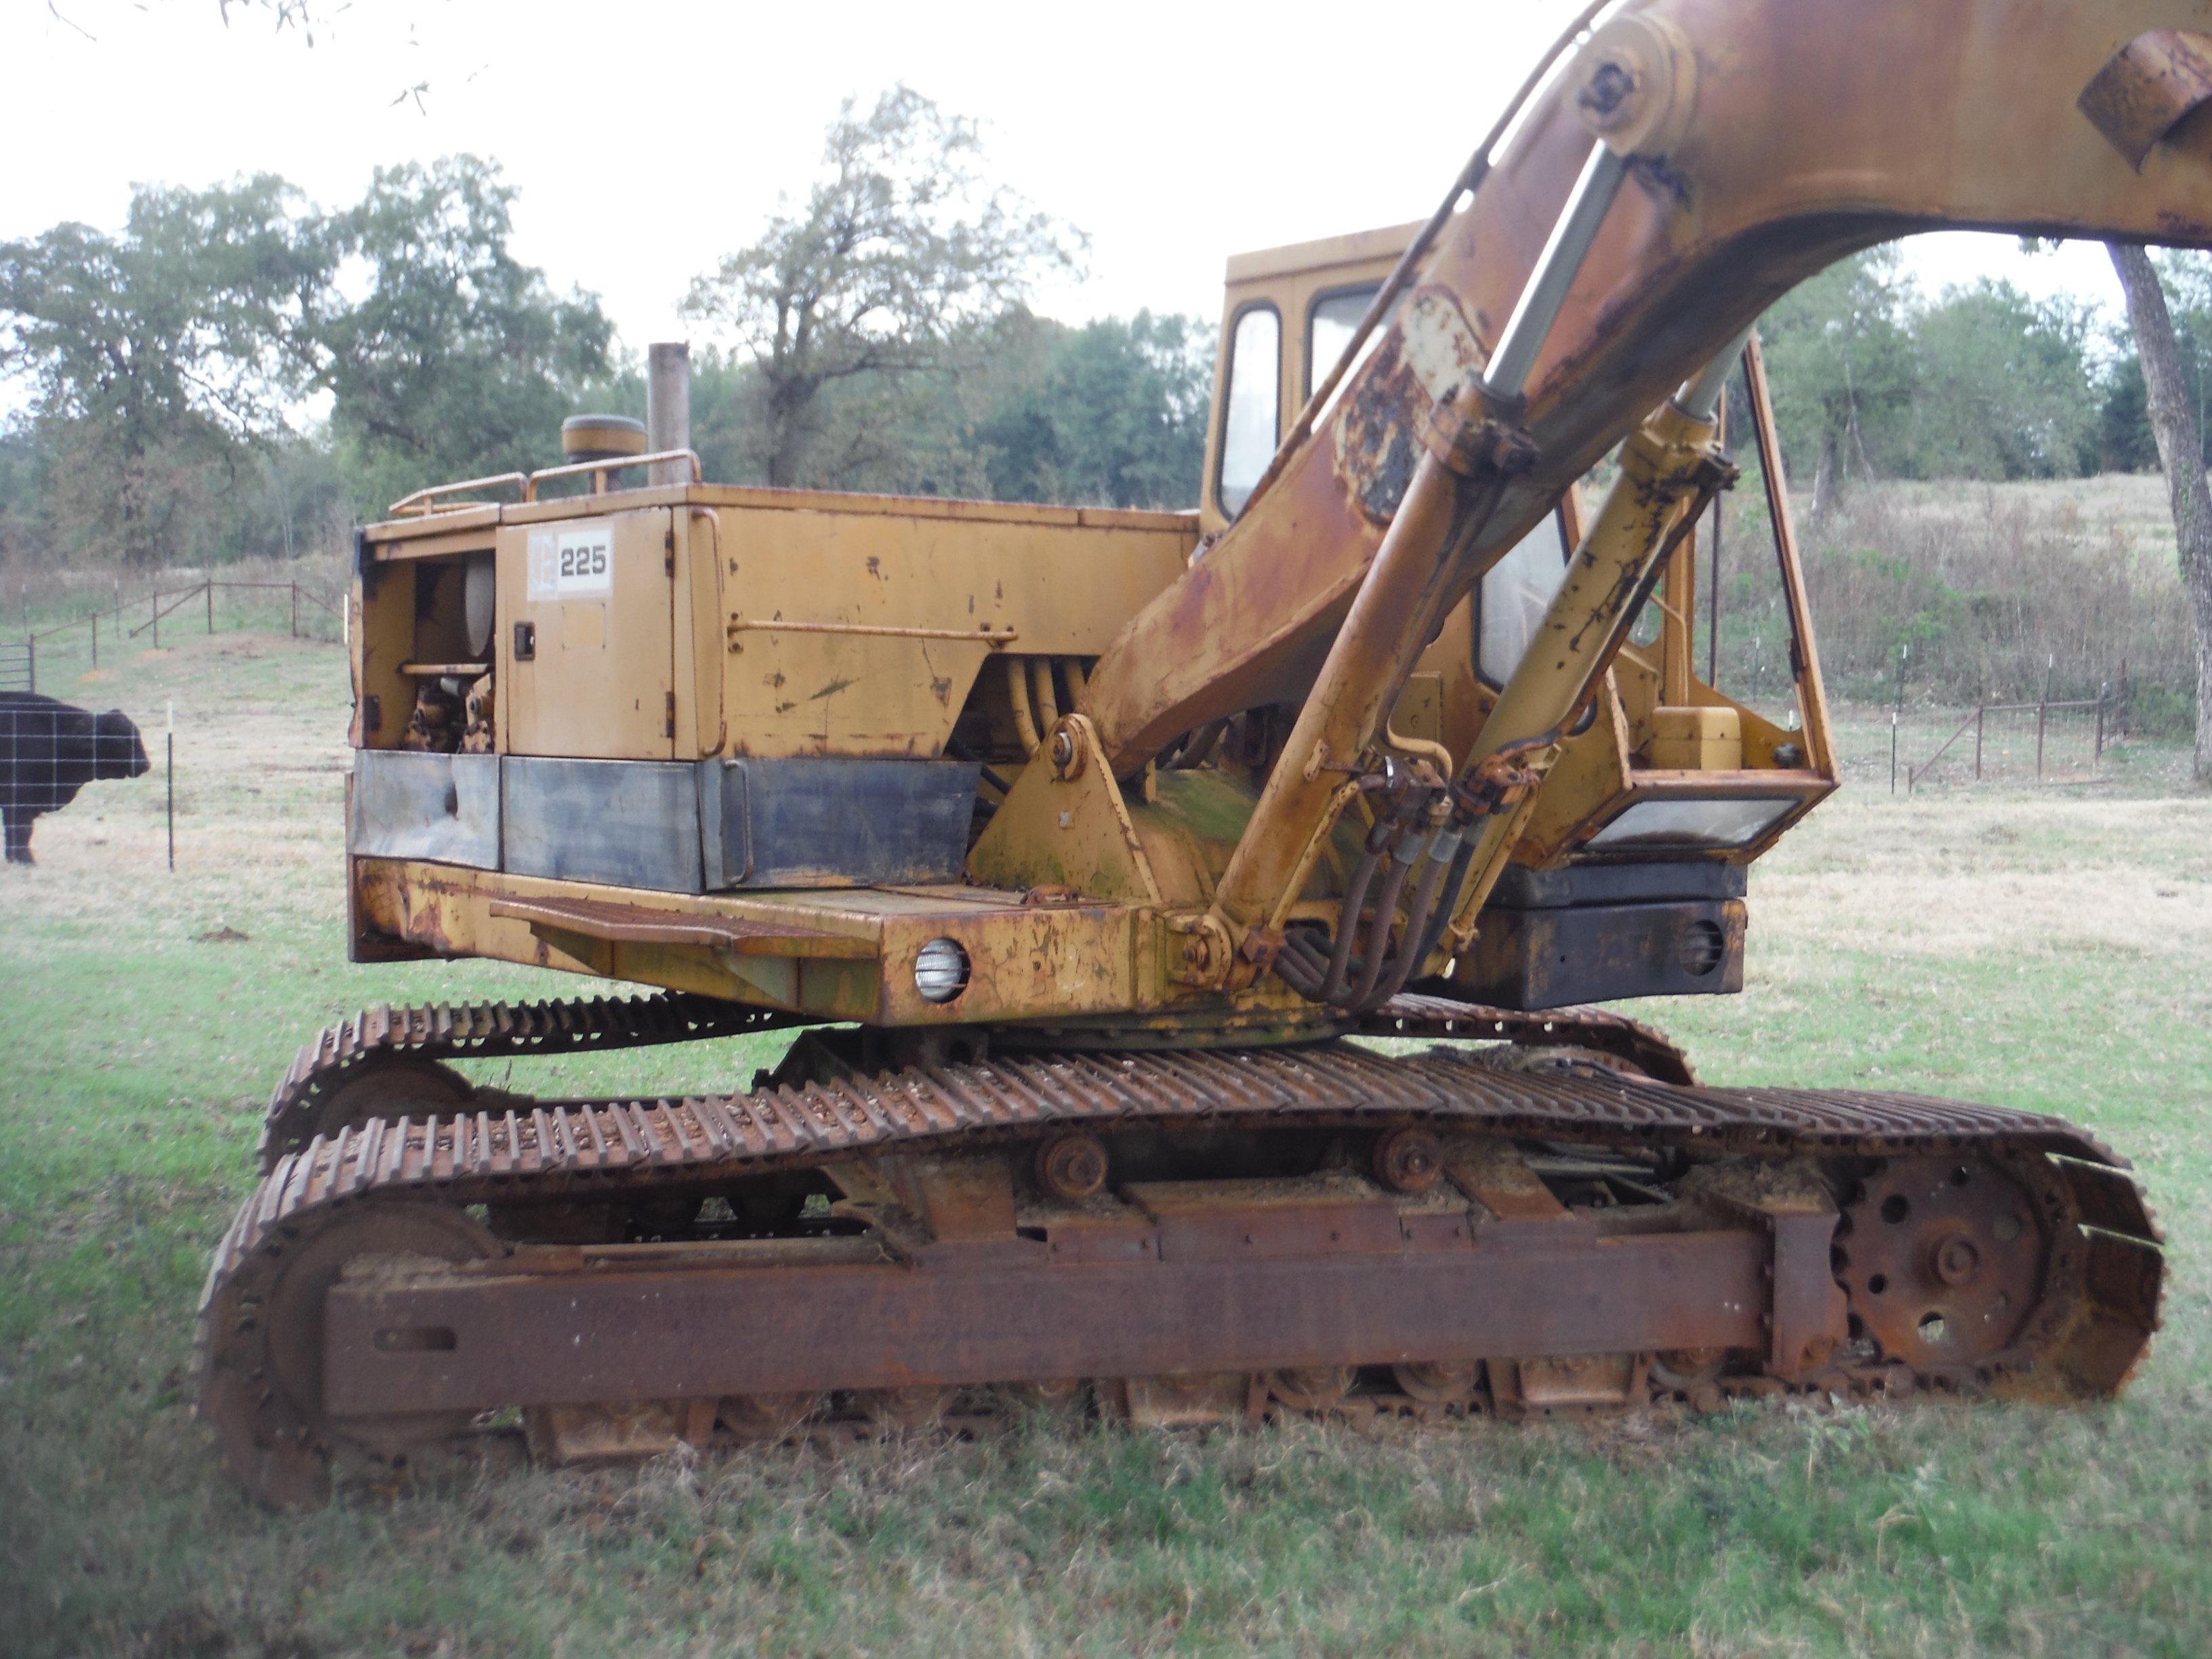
[1477,508,1573,686]
[1307,285,1380,398]
[1216,304,1280,518]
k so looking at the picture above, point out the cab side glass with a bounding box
[1477,510,1572,685]
[1307,287,1377,398]
[1216,306,1281,519]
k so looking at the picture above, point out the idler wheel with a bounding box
[202,1200,500,1508]
[1035,1132,1109,1202]
[1372,1127,1443,1193]
[266,1054,474,1169]
[1835,1156,2047,1372]
[306,1054,470,1138]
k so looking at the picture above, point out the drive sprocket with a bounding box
[1835,1155,2048,1373]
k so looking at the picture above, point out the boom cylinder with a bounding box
[1483,144,1630,400]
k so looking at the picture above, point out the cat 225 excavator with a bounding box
[201,0,2194,1505]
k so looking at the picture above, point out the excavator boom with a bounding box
[1083,0,2212,972]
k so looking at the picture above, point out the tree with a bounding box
[303,157,615,513]
[682,87,1084,489]
[2098,250,2212,472]
[975,311,1212,508]
[2107,241,2212,782]
[1757,247,1918,516]
[1908,282,2097,479]
[0,176,328,564]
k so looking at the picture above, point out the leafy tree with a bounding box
[1907,282,2097,479]
[1757,247,1918,514]
[0,175,328,564]
[975,311,1212,508]
[302,157,615,514]
[682,87,1084,488]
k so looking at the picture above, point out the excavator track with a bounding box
[258,991,814,1169]
[255,990,1689,1172]
[199,1023,2164,1508]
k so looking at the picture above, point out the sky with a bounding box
[1,0,2137,362]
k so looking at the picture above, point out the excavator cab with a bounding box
[1202,225,1839,1008]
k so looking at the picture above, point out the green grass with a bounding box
[2,632,2209,1658]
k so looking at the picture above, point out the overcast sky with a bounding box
[3,0,2133,360]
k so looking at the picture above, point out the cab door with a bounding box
[499,508,676,759]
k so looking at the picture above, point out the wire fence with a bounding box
[4,577,341,694]
[1893,686,2118,792]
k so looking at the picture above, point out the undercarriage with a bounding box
[198,993,2163,1510]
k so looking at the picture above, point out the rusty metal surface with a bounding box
[200,1031,2164,1507]
[226,1040,2145,1243]
[2079,27,2212,169]
[258,991,813,1170]
[316,1218,1768,1418]
[1364,991,1698,1085]
[486,894,876,958]
[1834,1155,2049,1373]
[1086,0,2212,782]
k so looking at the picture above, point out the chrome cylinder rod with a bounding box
[1674,326,1755,421]
[1481,142,1630,401]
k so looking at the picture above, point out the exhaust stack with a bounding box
[647,342,692,487]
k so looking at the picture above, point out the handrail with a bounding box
[525,449,702,502]
[386,472,531,518]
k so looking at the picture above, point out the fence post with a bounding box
[1974,705,1984,781]
[1889,643,1907,796]
[151,592,159,649]
[290,581,299,638]
[2118,657,2129,740]
[205,581,213,636]
[2035,655,2052,781]
[2095,681,2107,766]
[24,636,33,694]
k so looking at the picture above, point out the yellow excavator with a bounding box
[201,0,2190,1506]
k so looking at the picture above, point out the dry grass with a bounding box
[1707,474,2198,723]
[1,632,2209,1658]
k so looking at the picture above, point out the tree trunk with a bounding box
[1810,428,1838,523]
[2108,241,2212,783]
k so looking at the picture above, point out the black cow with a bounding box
[0,692,150,864]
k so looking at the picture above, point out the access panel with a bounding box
[499,508,676,760]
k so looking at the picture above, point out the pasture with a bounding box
[1,628,2207,1658]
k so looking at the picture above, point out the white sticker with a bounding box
[527,527,615,600]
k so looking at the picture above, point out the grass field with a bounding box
[1,630,2208,1659]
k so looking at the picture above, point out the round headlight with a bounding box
[914,937,971,1004]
